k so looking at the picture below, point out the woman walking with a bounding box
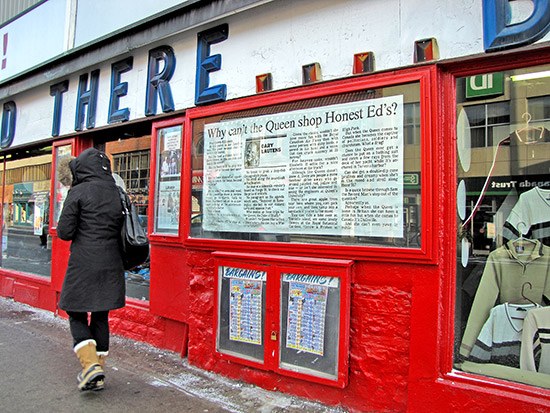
[57,148,125,391]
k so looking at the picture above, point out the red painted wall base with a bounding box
[0,270,188,358]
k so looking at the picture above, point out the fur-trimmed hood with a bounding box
[69,148,114,187]
[57,156,76,187]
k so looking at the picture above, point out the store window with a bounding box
[152,125,182,236]
[190,82,423,250]
[52,143,73,228]
[107,141,151,301]
[455,67,550,388]
[112,150,150,217]
[0,146,53,277]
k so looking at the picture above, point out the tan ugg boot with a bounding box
[92,352,108,391]
[74,340,104,391]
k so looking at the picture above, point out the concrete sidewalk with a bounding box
[0,296,346,413]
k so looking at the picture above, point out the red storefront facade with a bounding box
[2,1,550,411]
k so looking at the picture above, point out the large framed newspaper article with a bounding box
[189,80,424,251]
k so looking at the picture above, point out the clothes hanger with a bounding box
[510,282,538,319]
[521,282,538,306]
[511,231,537,258]
[512,233,537,246]
[514,112,545,144]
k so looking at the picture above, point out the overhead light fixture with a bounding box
[510,70,550,81]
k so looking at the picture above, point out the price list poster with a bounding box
[227,269,265,345]
[286,279,330,356]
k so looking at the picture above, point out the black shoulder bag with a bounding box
[118,187,150,270]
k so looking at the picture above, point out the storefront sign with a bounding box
[1,24,229,148]
[202,96,404,238]
[483,0,550,51]
[466,73,504,98]
[1,101,15,148]
[404,173,420,186]
[467,175,550,193]
[13,182,33,202]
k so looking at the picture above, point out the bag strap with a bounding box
[117,186,130,215]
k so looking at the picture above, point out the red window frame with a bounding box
[183,66,438,263]
[213,251,353,388]
[148,115,186,245]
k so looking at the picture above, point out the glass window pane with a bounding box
[455,67,550,389]
[53,144,72,227]
[1,147,54,278]
[190,83,422,249]
[528,96,550,121]
[464,105,486,127]
[487,101,510,125]
[141,153,149,166]
[216,265,266,363]
[469,127,486,148]
[280,273,340,380]
[154,125,182,235]
[107,143,151,302]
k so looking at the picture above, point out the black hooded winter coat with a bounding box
[57,148,125,312]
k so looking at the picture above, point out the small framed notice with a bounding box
[153,124,183,235]
[216,263,267,364]
[280,273,341,378]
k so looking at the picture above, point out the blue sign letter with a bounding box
[49,80,69,137]
[109,57,133,123]
[195,24,228,105]
[484,0,550,51]
[75,70,99,131]
[1,101,16,148]
[145,46,175,116]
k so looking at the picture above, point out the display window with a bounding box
[111,149,150,218]
[105,136,152,301]
[150,118,184,242]
[52,141,74,229]
[0,144,56,278]
[213,252,352,387]
[455,66,550,389]
[186,69,435,261]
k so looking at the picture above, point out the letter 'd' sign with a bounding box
[484,0,550,52]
